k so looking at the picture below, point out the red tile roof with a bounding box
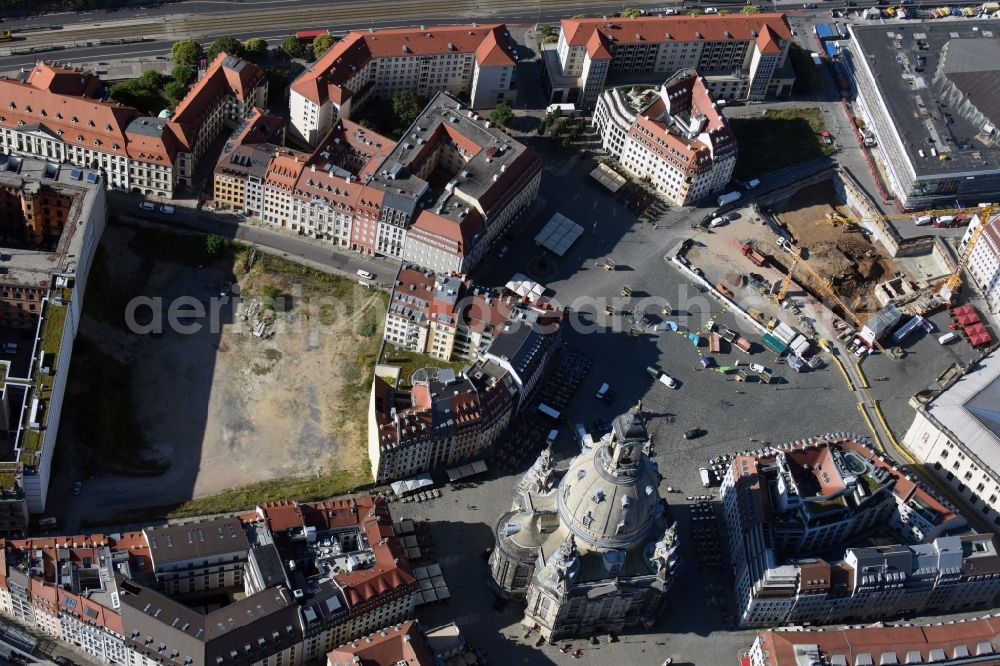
[756,25,783,55]
[586,30,612,59]
[757,618,1000,666]
[291,24,515,106]
[0,69,143,159]
[560,13,792,48]
[327,620,435,666]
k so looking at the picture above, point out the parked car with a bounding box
[72,481,82,496]
[705,7,719,13]
[159,205,175,214]
[138,201,155,211]
[498,245,509,258]
[683,428,705,440]
[2,342,17,355]
[356,269,376,281]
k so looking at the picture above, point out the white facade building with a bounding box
[593,70,737,206]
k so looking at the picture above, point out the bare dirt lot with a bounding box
[53,221,385,526]
[773,181,899,316]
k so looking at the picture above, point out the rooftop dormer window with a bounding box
[71,116,78,123]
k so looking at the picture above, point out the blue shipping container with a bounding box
[815,23,836,40]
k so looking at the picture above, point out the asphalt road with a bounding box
[0,0,867,71]
[109,193,401,287]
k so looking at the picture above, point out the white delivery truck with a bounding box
[699,467,712,488]
[938,332,958,345]
[914,215,933,226]
[538,403,561,420]
[717,191,742,206]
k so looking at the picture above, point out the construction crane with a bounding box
[941,204,998,297]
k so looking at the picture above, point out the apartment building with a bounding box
[0,54,265,198]
[142,518,250,596]
[721,433,989,628]
[0,155,106,530]
[903,347,1000,531]
[593,69,736,205]
[367,92,542,272]
[326,621,435,666]
[960,212,1000,312]
[370,307,560,483]
[0,63,178,197]
[384,268,555,363]
[0,497,420,666]
[288,24,518,146]
[844,22,1000,209]
[543,14,795,109]
[749,616,1000,666]
[220,92,540,274]
[167,52,268,188]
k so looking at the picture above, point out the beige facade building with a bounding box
[288,24,519,146]
[543,14,795,109]
[903,348,1000,529]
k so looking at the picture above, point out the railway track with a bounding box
[14,0,636,45]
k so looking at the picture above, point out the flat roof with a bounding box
[848,21,1000,177]
[143,517,250,565]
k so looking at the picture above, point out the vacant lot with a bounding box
[55,221,386,525]
[730,108,835,180]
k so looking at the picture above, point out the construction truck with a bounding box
[741,242,768,267]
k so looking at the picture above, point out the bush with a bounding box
[204,234,227,258]
[688,7,705,14]
[170,39,203,67]
[282,35,306,59]
[138,69,163,89]
[620,7,642,17]
[543,34,559,44]
[490,102,514,127]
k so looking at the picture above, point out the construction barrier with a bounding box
[871,400,901,451]
[831,353,855,391]
[856,403,884,453]
[854,359,870,389]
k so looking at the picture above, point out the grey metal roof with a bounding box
[143,517,250,566]
[126,117,168,137]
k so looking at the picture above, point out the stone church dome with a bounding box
[556,411,664,552]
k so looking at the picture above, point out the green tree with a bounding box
[242,38,268,61]
[282,35,306,59]
[490,102,514,127]
[204,234,227,258]
[170,39,204,68]
[620,7,643,17]
[741,5,761,12]
[312,34,335,59]
[164,81,188,109]
[108,80,161,114]
[171,64,195,85]
[138,69,163,89]
[392,90,424,129]
[543,34,559,44]
[207,36,243,61]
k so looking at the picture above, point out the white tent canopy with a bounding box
[446,460,488,482]
[505,274,545,301]
[535,212,584,257]
[391,473,433,496]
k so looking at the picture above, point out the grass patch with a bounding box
[729,108,835,181]
[165,468,367,519]
[380,347,469,388]
[41,302,66,356]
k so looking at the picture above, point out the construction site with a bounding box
[681,168,960,350]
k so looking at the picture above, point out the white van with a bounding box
[595,382,611,401]
[708,216,727,228]
[913,215,932,226]
[356,269,375,281]
[938,332,958,345]
[746,178,761,189]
